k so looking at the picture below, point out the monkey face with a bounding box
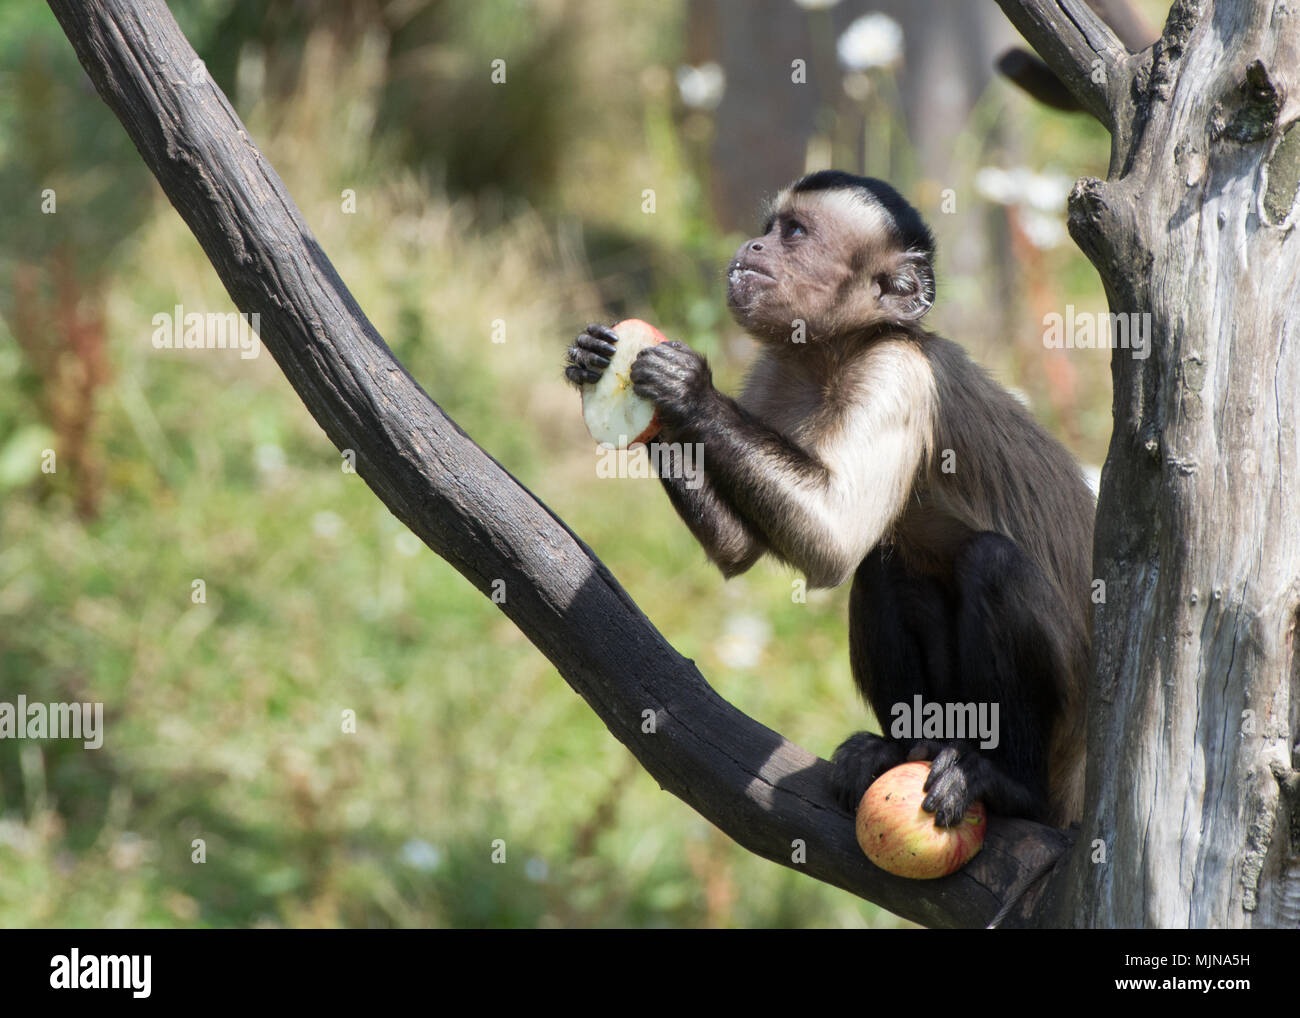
[724,203,837,341]
[726,181,936,343]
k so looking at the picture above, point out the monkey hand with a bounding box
[909,745,977,826]
[912,742,1038,827]
[628,341,715,430]
[564,323,620,387]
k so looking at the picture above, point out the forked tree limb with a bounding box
[45,0,1079,927]
[1081,0,1158,52]
[994,0,1133,130]
[996,0,1158,118]
[997,47,1094,112]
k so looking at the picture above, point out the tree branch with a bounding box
[994,0,1132,129]
[46,0,1071,928]
[1082,0,1158,52]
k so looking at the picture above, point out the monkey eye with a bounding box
[781,218,806,241]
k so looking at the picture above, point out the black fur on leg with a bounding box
[835,533,1070,826]
[947,532,1066,823]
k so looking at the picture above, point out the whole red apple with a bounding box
[855,761,986,879]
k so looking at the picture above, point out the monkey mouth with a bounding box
[726,264,775,309]
[727,263,774,284]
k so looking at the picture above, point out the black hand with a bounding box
[920,746,976,827]
[564,323,620,387]
[628,341,714,429]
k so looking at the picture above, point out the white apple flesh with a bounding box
[580,318,668,449]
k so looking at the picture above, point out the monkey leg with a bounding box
[830,547,955,814]
[834,536,1067,824]
[914,531,1067,825]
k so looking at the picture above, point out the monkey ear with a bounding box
[876,251,935,322]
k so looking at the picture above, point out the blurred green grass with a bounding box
[0,0,1131,927]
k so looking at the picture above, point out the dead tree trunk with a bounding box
[999,0,1300,926]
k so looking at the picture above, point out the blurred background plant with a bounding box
[0,0,1166,927]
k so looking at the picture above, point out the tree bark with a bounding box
[998,0,1300,927]
[44,0,1074,928]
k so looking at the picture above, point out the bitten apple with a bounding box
[580,318,668,448]
[855,761,986,879]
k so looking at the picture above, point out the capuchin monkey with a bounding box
[565,171,1093,829]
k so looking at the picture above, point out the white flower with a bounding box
[1021,208,1068,249]
[394,531,422,557]
[975,167,1073,248]
[253,442,286,479]
[311,510,344,540]
[974,166,1018,206]
[676,62,726,110]
[976,166,1073,212]
[715,612,771,670]
[525,856,549,883]
[400,838,443,872]
[1023,171,1073,213]
[837,13,904,71]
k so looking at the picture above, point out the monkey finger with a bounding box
[630,345,696,378]
[629,361,688,386]
[921,748,971,824]
[568,344,611,372]
[574,332,617,358]
[627,354,664,383]
[643,341,697,364]
[629,371,688,402]
[585,323,621,346]
[629,378,665,401]
[926,790,969,827]
[922,746,962,790]
[564,364,602,385]
[922,777,970,826]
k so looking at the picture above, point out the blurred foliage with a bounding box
[0,0,1146,927]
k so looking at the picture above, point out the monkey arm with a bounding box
[646,437,766,577]
[674,397,922,588]
[633,341,935,589]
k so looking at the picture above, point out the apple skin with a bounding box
[580,318,668,448]
[855,761,987,879]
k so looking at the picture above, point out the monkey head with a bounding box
[725,170,936,343]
